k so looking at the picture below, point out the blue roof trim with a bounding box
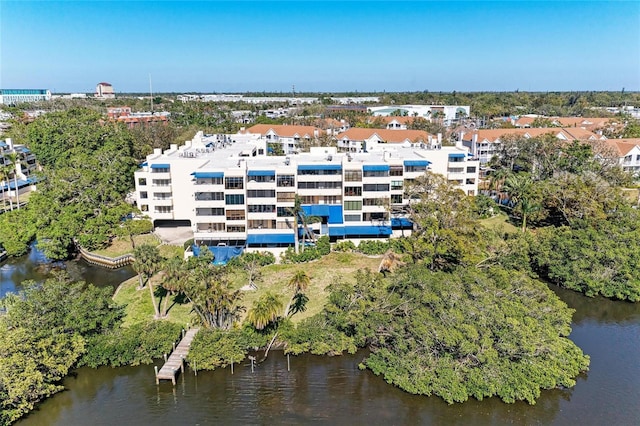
[302,204,330,217]
[403,160,431,167]
[448,153,466,159]
[329,227,345,236]
[140,162,148,167]
[247,233,295,244]
[150,163,170,169]
[343,225,392,236]
[192,171,224,179]
[297,164,342,171]
[363,164,390,172]
[248,170,276,177]
[391,218,413,227]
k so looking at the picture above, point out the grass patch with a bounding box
[114,251,382,329]
[236,252,381,324]
[113,275,194,328]
[479,213,519,234]
[94,234,160,257]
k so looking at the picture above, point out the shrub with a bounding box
[357,240,390,255]
[81,322,183,367]
[183,238,195,250]
[333,240,356,252]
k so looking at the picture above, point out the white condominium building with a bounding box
[134,131,479,251]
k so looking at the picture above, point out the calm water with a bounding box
[6,252,640,426]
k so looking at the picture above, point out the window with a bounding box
[197,222,225,232]
[344,214,361,222]
[363,184,389,192]
[247,204,275,213]
[298,169,341,176]
[344,186,362,197]
[225,176,244,189]
[277,207,292,217]
[248,220,276,229]
[276,221,293,229]
[298,181,341,189]
[226,209,245,220]
[467,166,477,173]
[277,175,295,187]
[466,179,475,185]
[363,198,386,206]
[154,206,172,213]
[390,166,403,176]
[138,178,147,186]
[196,208,224,216]
[153,192,172,200]
[448,167,464,174]
[405,165,426,173]
[225,194,245,205]
[344,170,362,182]
[152,179,171,186]
[140,204,148,212]
[300,195,319,204]
[363,170,389,178]
[247,189,276,198]
[391,180,403,190]
[391,194,403,203]
[196,177,223,185]
[277,192,296,202]
[344,200,362,210]
[249,175,275,183]
[140,191,148,199]
[151,167,169,173]
[323,196,341,204]
[195,192,224,201]
[227,225,246,233]
[364,212,387,221]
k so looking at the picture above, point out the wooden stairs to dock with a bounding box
[155,327,200,385]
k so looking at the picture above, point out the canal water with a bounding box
[4,251,640,425]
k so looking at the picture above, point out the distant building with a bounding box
[369,105,470,126]
[239,124,322,155]
[107,106,169,128]
[0,89,51,105]
[95,82,115,99]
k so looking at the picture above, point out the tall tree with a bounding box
[285,270,311,317]
[247,292,283,330]
[133,244,162,319]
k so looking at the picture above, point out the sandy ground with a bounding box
[153,226,194,246]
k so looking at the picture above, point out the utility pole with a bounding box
[149,74,153,113]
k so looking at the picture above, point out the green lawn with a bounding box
[478,213,519,234]
[94,234,161,257]
[113,251,382,328]
[113,275,194,328]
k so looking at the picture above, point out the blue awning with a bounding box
[192,245,244,266]
[363,165,390,172]
[329,227,345,237]
[344,225,392,236]
[248,170,275,177]
[192,171,224,178]
[298,164,342,171]
[247,233,295,244]
[448,153,466,159]
[302,204,330,217]
[150,163,170,169]
[404,160,431,167]
[328,205,343,224]
[140,162,148,167]
[391,218,413,227]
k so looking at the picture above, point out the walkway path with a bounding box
[155,328,199,385]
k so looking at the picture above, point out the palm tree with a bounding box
[0,160,13,211]
[247,292,283,330]
[287,195,304,254]
[160,256,185,317]
[502,174,538,232]
[5,153,20,210]
[285,270,311,317]
[133,244,162,318]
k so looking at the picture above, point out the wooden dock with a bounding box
[155,328,200,385]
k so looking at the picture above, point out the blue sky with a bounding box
[1,1,639,93]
